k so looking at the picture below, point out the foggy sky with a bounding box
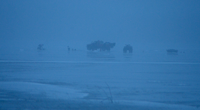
[0,0,200,51]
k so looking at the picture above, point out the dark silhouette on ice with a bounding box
[166,49,178,55]
[87,40,116,52]
[37,44,45,51]
[123,44,133,53]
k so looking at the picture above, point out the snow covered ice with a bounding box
[0,50,200,110]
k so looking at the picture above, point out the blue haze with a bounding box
[0,0,200,54]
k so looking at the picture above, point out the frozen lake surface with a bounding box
[0,50,200,109]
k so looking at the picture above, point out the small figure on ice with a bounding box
[37,44,45,51]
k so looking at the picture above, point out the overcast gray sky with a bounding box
[0,0,200,51]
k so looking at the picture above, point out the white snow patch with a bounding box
[115,100,200,110]
[0,81,88,100]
